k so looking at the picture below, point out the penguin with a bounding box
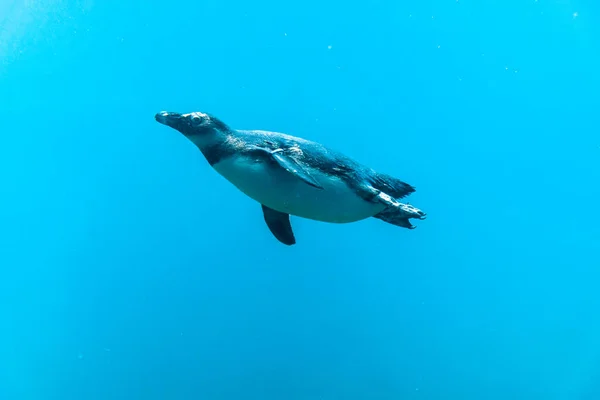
[155,111,426,245]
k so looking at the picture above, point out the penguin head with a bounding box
[155,111,230,139]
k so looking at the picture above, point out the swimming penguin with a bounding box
[155,111,426,246]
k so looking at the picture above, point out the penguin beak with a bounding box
[155,111,182,127]
[155,111,205,139]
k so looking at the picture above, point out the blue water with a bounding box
[1,0,599,399]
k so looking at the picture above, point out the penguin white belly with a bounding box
[213,156,384,223]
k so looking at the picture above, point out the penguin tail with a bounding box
[371,173,416,199]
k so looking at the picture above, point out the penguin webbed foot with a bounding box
[372,200,426,229]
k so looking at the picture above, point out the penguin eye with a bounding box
[190,113,204,126]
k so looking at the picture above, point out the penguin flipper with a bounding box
[271,152,324,189]
[261,204,296,245]
[247,145,323,189]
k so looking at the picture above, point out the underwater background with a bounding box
[1,0,599,398]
